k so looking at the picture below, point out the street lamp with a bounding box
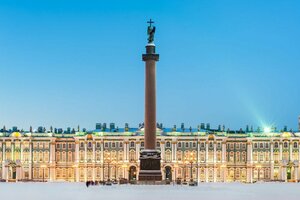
[40,165,47,182]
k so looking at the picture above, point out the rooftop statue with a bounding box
[147,19,155,44]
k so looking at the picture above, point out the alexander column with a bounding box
[138,19,162,181]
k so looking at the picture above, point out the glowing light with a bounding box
[264,127,271,133]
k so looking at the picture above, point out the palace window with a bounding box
[62,151,66,162]
[68,151,72,162]
[141,142,144,147]
[80,142,84,148]
[177,151,182,161]
[265,143,269,149]
[217,151,221,162]
[236,143,240,149]
[242,152,246,162]
[292,152,298,161]
[265,152,270,161]
[259,143,264,149]
[274,142,279,148]
[185,142,189,148]
[209,142,213,148]
[96,142,101,148]
[293,142,298,149]
[56,152,60,162]
[166,141,171,148]
[236,152,240,162]
[130,141,135,148]
[253,152,258,161]
[192,142,196,148]
[165,150,171,162]
[44,151,49,162]
[283,142,288,148]
[217,142,221,149]
[259,152,264,162]
[119,142,123,148]
[254,143,258,149]
[62,143,66,149]
[156,142,160,148]
[39,151,43,162]
[230,143,234,150]
[96,151,101,161]
[129,150,135,161]
[118,151,123,161]
[200,151,205,162]
[178,142,182,148]
[88,142,92,148]
[242,143,246,149]
[105,142,109,148]
[68,143,72,149]
[79,151,84,161]
[201,142,205,148]
[112,142,116,148]
[56,144,60,149]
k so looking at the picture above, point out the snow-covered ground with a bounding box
[0,182,299,200]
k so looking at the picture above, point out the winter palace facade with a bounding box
[1,123,300,183]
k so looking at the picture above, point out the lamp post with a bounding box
[41,165,47,182]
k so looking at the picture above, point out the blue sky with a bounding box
[0,0,299,131]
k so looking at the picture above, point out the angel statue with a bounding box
[147,19,156,43]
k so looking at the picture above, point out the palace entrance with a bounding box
[129,166,137,181]
[287,167,291,180]
[165,166,172,181]
[8,163,17,181]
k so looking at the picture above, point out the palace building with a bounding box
[1,123,300,183]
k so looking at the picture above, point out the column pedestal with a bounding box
[139,150,162,181]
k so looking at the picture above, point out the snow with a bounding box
[0,182,299,200]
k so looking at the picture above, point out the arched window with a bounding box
[284,142,288,148]
[293,142,298,149]
[166,141,171,148]
[130,141,135,148]
[274,142,279,148]
[129,150,136,161]
[165,150,171,162]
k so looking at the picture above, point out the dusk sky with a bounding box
[0,0,299,131]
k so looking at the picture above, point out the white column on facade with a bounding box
[11,140,14,161]
[136,140,141,162]
[289,141,293,161]
[247,141,253,183]
[92,140,96,163]
[84,141,87,163]
[205,141,209,162]
[101,140,104,163]
[49,140,56,181]
[174,141,177,161]
[29,141,32,180]
[279,142,283,161]
[74,140,79,182]
[20,141,23,162]
[270,141,274,180]
[2,142,6,180]
[222,142,226,163]
[213,142,217,182]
